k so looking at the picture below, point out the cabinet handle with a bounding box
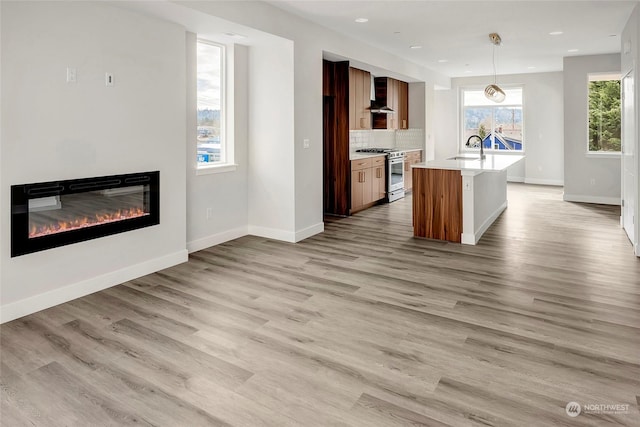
[404,162,409,171]
[402,119,407,129]
[376,167,382,178]
[360,117,366,129]
[359,171,364,183]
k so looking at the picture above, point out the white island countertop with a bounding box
[413,154,524,173]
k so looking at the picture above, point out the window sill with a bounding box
[586,151,621,158]
[196,163,238,175]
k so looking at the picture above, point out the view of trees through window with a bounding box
[588,76,621,152]
[197,40,223,165]
[462,88,523,151]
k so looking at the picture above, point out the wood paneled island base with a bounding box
[412,168,462,242]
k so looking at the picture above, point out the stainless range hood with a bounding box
[368,74,395,114]
[368,105,395,114]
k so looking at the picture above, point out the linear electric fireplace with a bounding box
[11,171,159,257]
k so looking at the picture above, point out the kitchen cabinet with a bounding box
[323,60,350,216]
[403,150,423,193]
[373,77,409,130]
[371,156,386,201]
[349,67,372,130]
[350,155,386,213]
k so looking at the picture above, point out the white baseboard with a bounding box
[0,249,188,324]
[524,178,564,186]
[462,201,508,245]
[507,176,525,183]
[187,226,248,253]
[563,194,621,205]
[248,225,296,243]
[295,222,324,242]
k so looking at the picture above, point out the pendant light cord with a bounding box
[493,44,497,85]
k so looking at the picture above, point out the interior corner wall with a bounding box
[563,53,622,205]
[433,72,564,185]
[0,2,187,322]
[186,34,249,252]
[247,38,297,241]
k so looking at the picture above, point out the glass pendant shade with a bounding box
[484,84,506,103]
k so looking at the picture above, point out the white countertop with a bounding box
[413,154,524,172]
[350,153,387,161]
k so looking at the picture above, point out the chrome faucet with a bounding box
[466,135,485,159]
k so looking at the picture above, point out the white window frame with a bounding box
[460,85,525,154]
[196,39,233,173]
[586,72,621,158]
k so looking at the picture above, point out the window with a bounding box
[197,40,225,166]
[588,73,621,153]
[462,87,523,152]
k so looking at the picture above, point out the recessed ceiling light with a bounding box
[609,34,618,37]
[549,31,564,36]
[355,18,368,23]
[465,70,472,73]
[438,59,448,63]
[394,31,401,35]
[410,45,422,49]
[527,66,536,69]
[568,48,579,53]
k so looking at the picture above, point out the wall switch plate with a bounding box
[66,67,77,83]
[105,73,114,87]
[303,139,310,149]
[206,208,213,220]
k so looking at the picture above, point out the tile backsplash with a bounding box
[349,128,424,152]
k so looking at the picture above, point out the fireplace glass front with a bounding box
[11,171,159,257]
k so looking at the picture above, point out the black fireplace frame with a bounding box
[11,171,160,257]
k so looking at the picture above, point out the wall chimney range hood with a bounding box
[368,104,395,114]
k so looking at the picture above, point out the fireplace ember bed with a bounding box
[11,171,159,257]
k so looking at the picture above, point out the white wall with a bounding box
[0,2,187,321]
[563,54,621,205]
[247,38,297,241]
[434,72,564,185]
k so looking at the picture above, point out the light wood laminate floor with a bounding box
[2,184,639,426]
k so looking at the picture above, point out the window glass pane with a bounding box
[464,106,492,145]
[462,87,524,152]
[588,78,621,152]
[197,41,223,164]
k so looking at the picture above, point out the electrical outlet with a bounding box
[590,178,596,186]
[303,139,310,149]
[206,208,213,220]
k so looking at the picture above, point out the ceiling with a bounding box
[268,1,637,78]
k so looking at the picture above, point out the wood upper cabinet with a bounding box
[349,67,372,130]
[404,150,422,193]
[373,77,409,130]
[397,80,409,130]
[351,156,385,213]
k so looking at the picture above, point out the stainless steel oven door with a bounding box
[388,157,405,192]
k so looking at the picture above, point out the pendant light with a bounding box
[484,33,506,103]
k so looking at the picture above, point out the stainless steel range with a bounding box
[355,148,405,202]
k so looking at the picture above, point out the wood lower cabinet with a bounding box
[371,156,386,201]
[403,150,422,193]
[351,156,386,214]
[412,168,462,243]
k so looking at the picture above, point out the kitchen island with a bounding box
[412,154,524,244]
